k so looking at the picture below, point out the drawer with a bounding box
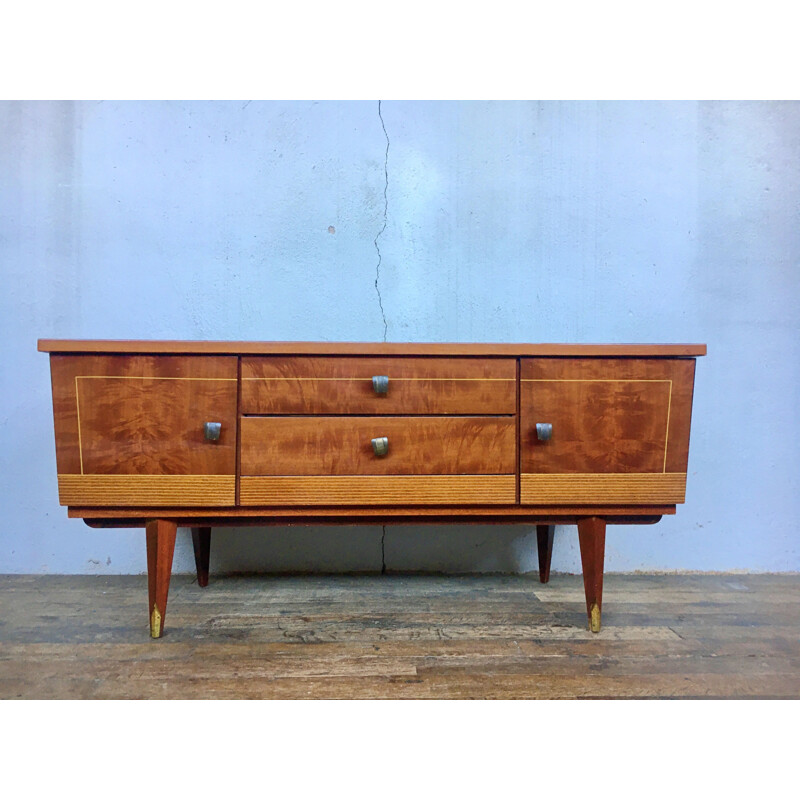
[241,356,516,414]
[240,416,516,475]
[239,415,517,506]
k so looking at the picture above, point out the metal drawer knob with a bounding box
[371,436,389,457]
[204,422,222,441]
[372,375,389,394]
[535,423,552,441]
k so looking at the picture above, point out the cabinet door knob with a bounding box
[535,423,552,441]
[372,375,389,394]
[204,422,222,441]
[371,436,389,456]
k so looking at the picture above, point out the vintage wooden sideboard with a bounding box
[38,340,705,638]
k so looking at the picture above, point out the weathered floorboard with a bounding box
[0,573,798,699]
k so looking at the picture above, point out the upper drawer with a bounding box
[241,356,517,415]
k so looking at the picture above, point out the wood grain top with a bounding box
[38,340,707,357]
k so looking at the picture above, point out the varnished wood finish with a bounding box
[3,573,796,700]
[240,416,516,476]
[520,357,696,476]
[48,354,237,506]
[536,524,555,583]
[577,517,606,632]
[57,475,235,506]
[241,356,516,414]
[145,519,177,638]
[520,473,686,504]
[74,508,669,523]
[191,527,211,587]
[240,475,517,506]
[39,340,708,357]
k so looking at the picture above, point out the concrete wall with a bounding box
[2,100,798,575]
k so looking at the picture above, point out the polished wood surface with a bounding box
[39,340,708,357]
[3,573,795,699]
[241,356,516,414]
[239,475,517,506]
[241,416,516,476]
[520,357,696,477]
[145,519,177,638]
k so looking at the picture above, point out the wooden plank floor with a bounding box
[1,573,799,699]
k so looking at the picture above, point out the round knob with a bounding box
[371,436,389,456]
[372,375,389,394]
[535,423,552,442]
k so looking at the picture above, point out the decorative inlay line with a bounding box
[663,384,673,473]
[521,473,686,504]
[76,376,237,381]
[74,376,84,475]
[240,475,516,506]
[241,377,516,381]
[57,474,235,507]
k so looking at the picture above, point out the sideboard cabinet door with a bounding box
[48,355,238,506]
[519,358,697,505]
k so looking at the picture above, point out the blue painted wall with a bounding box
[2,100,798,574]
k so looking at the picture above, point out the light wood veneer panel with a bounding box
[241,356,516,414]
[240,475,516,506]
[240,416,516,476]
[520,473,686,504]
[57,475,235,506]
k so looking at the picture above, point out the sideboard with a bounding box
[38,340,705,638]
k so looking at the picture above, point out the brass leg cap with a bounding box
[589,603,601,633]
[150,604,163,638]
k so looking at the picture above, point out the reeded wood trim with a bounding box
[57,475,235,506]
[240,475,516,506]
[521,473,686,504]
[38,340,707,357]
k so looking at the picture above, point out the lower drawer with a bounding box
[239,415,517,506]
[240,416,516,475]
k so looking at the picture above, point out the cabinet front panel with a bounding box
[240,416,516,476]
[520,358,695,504]
[50,355,238,505]
[241,356,516,415]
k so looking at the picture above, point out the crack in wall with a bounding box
[373,100,389,342]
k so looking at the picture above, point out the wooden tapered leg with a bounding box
[536,524,555,583]
[146,519,177,639]
[577,516,606,633]
[191,526,211,587]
